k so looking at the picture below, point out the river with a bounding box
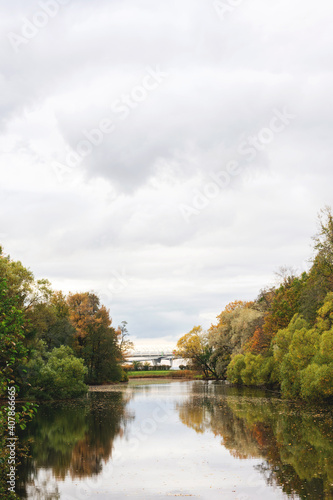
[16,380,333,499]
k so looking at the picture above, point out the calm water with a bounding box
[17,380,333,499]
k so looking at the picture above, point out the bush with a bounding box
[258,356,277,386]
[270,303,333,400]
[227,353,271,386]
[122,364,133,372]
[103,364,128,383]
[227,355,246,384]
[34,346,88,399]
[300,363,333,401]
[279,325,319,399]
[241,354,265,386]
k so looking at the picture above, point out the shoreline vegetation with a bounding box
[175,207,333,403]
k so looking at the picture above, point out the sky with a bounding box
[1,0,333,348]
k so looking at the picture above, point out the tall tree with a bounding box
[260,273,307,343]
[67,293,123,383]
[116,321,134,362]
[299,207,333,323]
[0,246,52,312]
[0,278,27,396]
[36,291,76,350]
[208,301,264,377]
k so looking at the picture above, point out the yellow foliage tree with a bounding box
[175,326,218,378]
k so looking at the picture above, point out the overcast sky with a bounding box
[1,0,332,348]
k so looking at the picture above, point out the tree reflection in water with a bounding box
[17,391,133,499]
[177,382,333,500]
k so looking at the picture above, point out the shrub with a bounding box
[300,363,333,401]
[279,326,320,399]
[227,355,246,384]
[104,364,128,383]
[258,356,277,386]
[241,354,265,386]
[36,346,88,399]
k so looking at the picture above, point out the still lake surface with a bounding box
[17,380,333,499]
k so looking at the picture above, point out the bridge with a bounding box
[126,347,181,368]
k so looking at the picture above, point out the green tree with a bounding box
[272,295,333,400]
[0,277,36,498]
[0,246,53,349]
[299,207,333,323]
[34,291,76,350]
[0,278,27,395]
[300,362,333,401]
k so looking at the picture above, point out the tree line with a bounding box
[0,247,131,402]
[176,206,333,402]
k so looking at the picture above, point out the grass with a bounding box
[127,370,202,379]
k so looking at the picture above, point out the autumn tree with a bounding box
[67,292,100,348]
[313,206,333,271]
[256,273,308,348]
[67,292,125,383]
[175,326,218,378]
[40,291,76,349]
[245,327,268,354]
[208,301,264,378]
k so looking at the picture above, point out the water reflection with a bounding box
[177,382,333,499]
[17,392,133,499]
[16,382,333,499]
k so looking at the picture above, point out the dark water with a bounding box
[17,380,333,499]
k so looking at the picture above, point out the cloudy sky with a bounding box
[1,0,332,348]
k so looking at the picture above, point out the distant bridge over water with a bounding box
[127,347,181,367]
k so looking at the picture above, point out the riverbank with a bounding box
[127,370,202,379]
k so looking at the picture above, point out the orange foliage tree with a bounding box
[67,292,123,383]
